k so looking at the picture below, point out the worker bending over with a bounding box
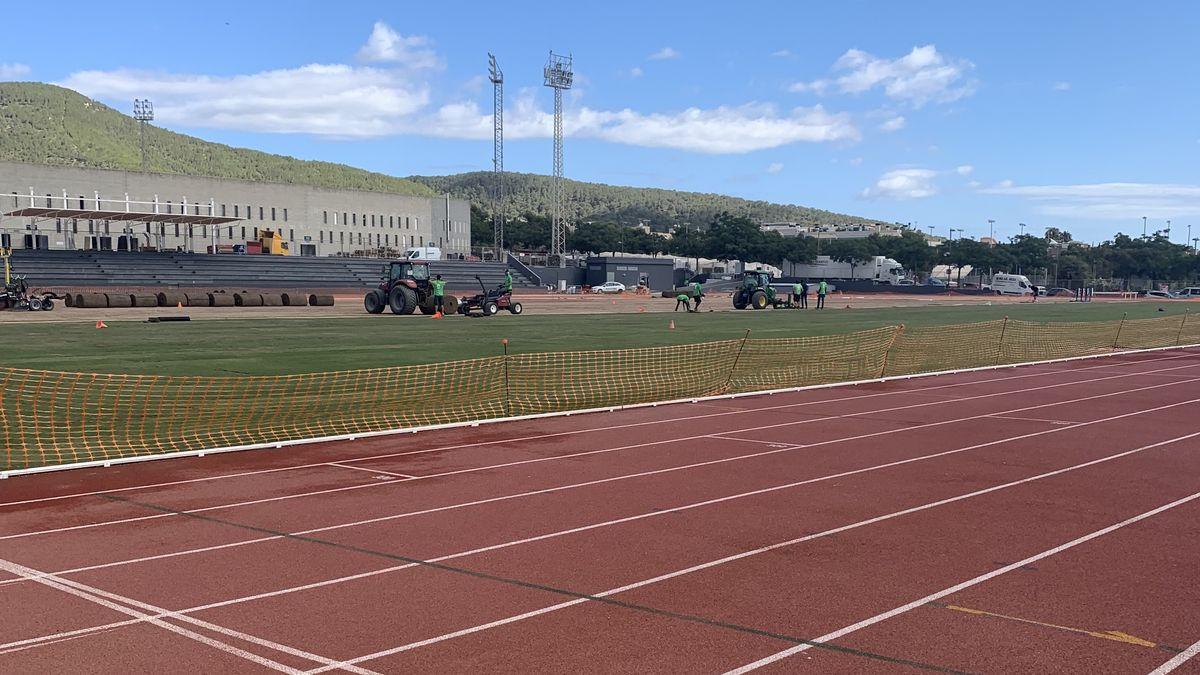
[674,293,691,312]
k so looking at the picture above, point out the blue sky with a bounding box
[3,0,1198,243]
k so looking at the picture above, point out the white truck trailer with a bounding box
[787,255,906,283]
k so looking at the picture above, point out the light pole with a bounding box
[987,219,995,242]
[1143,216,1147,237]
[1018,222,1026,238]
[1166,219,1171,240]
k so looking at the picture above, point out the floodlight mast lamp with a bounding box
[133,99,154,171]
[489,53,504,260]
[544,51,572,267]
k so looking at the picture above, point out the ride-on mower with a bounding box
[732,270,789,310]
[457,275,522,317]
[363,260,460,315]
[0,248,60,311]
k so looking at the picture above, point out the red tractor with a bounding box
[363,261,459,315]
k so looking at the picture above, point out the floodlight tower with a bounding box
[544,51,573,266]
[133,99,154,171]
[488,53,505,260]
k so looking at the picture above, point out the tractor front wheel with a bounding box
[750,290,768,309]
[364,290,386,314]
[508,302,523,315]
[482,300,499,316]
[389,286,418,315]
[733,294,748,310]
[40,297,54,311]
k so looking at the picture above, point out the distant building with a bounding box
[760,222,903,240]
[0,161,471,257]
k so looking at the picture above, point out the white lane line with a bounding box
[1150,637,1200,674]
[724,489,1200,674]
[305,429,1200,673]
[0,557,355,674]
[987,415,1076,425]
[706,435,808,448]
[6,363,1200,542]
[327,463,418,480]
[5,350,1190,509]
[12,395,1199,654]
[9,384,1198,597]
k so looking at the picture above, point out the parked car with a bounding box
[927,278,948,287]
[1175,287,1200,298]
[1145,290,1178,299]
[1044,287,1072,297]
[592,281,626,294]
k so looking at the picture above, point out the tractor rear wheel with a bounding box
[28,297,43,311]
[750,290,768,309]
[389,286,418,315]
[40,298,54,311]
[364,290,386,314]
[508,302,523,315]
[482,300,499,316]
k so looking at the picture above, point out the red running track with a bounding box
[3,348,1200,674]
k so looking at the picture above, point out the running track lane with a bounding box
[0,348,1195,667]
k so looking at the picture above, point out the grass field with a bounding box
[0,301,1189,376]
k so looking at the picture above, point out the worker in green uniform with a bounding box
[791,281,802,308]
[692,280,703,312]
[503,270,513,293]
[816,279,828,309]
[674,292,691,312]
[431,274,447,316]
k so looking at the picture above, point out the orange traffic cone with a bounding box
[95,321,107,329]
[637,306,646,312]
[611,299,616,305]
[669,319,675,330]
[432,311,443,319]
[176,302,183,308]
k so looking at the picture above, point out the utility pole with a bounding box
[987,219,995,242]
[544,51,573,268]
[488,53,504,261]
[133,99,154,171]
[1143,216,1148,237]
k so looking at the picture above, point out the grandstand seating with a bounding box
[9,250,536,289]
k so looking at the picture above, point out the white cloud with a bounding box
[1053,81,1071,91]
[58,24,857,153]
[955,164,974,175]
[790,45,976,107]
[772,49,792,58]
[355,22,440,69]
[982,181,1200,220]
[995,179,1014,189]
[766,162,784,174]
[861,168,938,200]
[629,66,644,78]
[0,63,30,79]
[649,47,681,60]
[878,115,906,132]
[849,157,863,166]
[967,180,982,188]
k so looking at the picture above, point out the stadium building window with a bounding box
[271,207,277,221]
[259,206,264,221]
[241,226,246,240]
[343,212,348,226]
[174,224,179,237]
[319,231,324,244]
[55,219,62,233]
[370,214,375,227]
[166,201,172,214]
[323,210,328,225]
[389,216,394,228]
[234,205,239,218]
[283,208,288,222]
[289,228,294,240]
[220,204,227,217]
[45,193,52,207]
[227,226,233,239]
[254,227,259,239]
[353,213,357,226]
[78,196,85,209]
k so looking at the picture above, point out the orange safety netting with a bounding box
[2,314,1197,472]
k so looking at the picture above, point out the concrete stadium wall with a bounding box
[0,161,470,258]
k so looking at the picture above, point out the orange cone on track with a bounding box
[177,302,183,308]
[95,321,107,329]
[432,311,443,319]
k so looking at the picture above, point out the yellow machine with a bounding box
[257,229,290,256]
[1,247,11,286]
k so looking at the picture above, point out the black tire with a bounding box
[750,290,768,309]
[28,297,43,311]
[40,298,54,311]
[733,293,748,310]
[364,289,386,314]
[389,286,418,315]
[508,302,523,315]
[482,300,499,316]
[443,296,460,315]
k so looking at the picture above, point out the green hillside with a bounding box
[409,171,876,229]
[0,82,876,227]
[0,82,434,196]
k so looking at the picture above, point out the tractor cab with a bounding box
[385,260,430,286]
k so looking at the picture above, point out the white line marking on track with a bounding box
[1150,636,1200,674]
[5,363,1200,543]
[307,428,1200,673]
[4,351,1191,508]
[11,394,1200,654]
[724,488,1200,674]
[706,434,808,448]
[0,557,370,674]
[986,415,1076,425]
[8,386,1198,605]
[327,463,418,479]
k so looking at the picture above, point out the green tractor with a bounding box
[732,270,787,310]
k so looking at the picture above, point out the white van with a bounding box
[989,273,1034,296]
[404,246,442,261]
